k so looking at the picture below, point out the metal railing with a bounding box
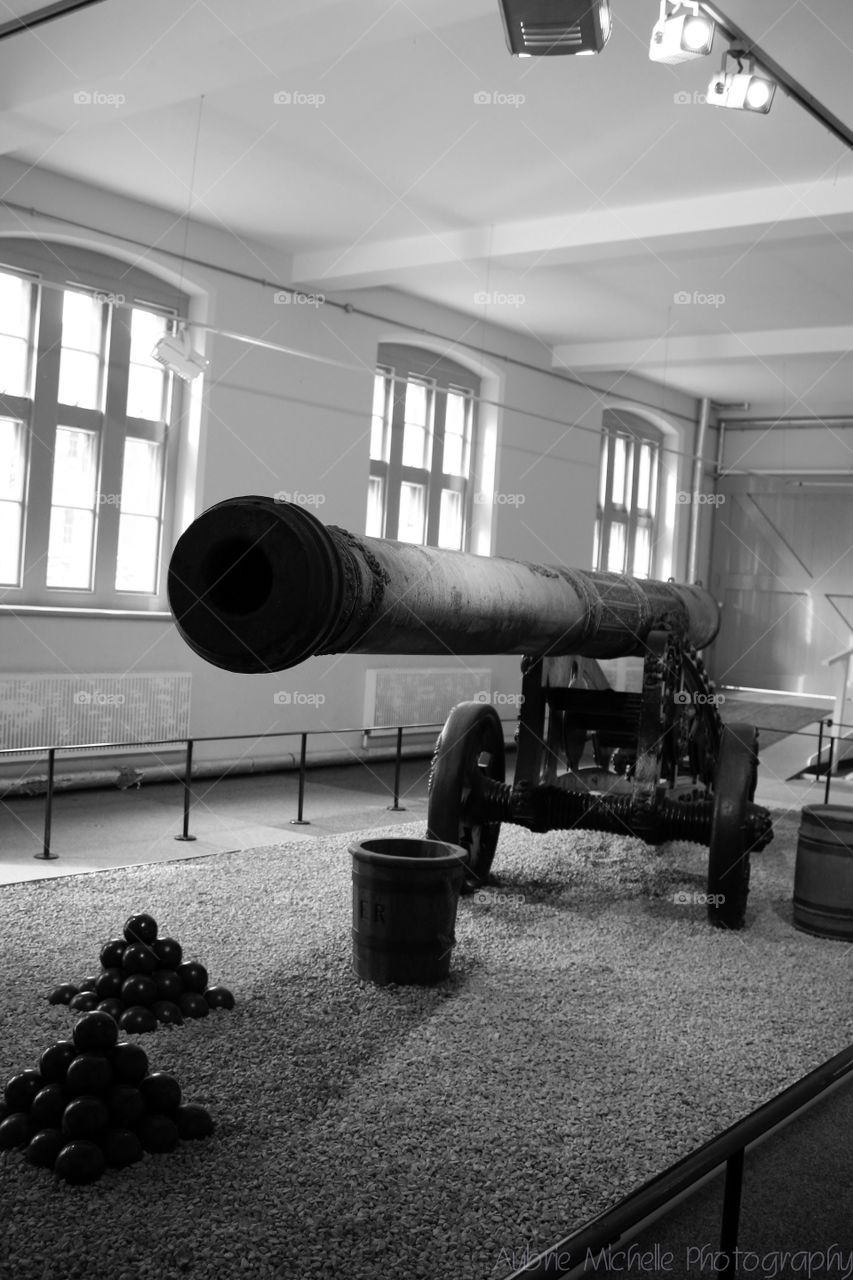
[501,1042,853,1280]
[0,720,483,861]
[0,714,849,863]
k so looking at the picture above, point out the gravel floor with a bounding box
[0,813,851,1280]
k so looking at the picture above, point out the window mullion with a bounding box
[385,373,406,539]
[22,284,63,597]
[94,305,132,597]
[427,386,445,545]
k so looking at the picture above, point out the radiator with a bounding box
[0,672,192,759]
[363,667,492,738]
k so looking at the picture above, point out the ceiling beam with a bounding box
[293,174,853,289]
[553,324,853,372]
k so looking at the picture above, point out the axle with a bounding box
[476,779,774,850]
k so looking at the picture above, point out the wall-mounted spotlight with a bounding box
[152,326,209,381]
[499,0,612,57]
[649,1,715,64]
[707,49,776,113]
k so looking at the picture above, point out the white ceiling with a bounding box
[2,0,853,414]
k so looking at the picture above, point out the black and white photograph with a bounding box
[0,3,852,1278]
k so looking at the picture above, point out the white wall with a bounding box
[0,157,702,769]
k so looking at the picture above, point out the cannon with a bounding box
[168,495,774,929]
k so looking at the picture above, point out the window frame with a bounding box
[594,411,662,579]
[0,239,187,613]
[367,345,480,550]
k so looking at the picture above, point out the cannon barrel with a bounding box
[167,495,721,674]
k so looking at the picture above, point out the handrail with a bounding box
[2,715,851,759]
[500,1043,853,1280]
[2,714,849,863]
[1,717,518,861]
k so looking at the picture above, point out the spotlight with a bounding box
[707,51,776,113]
[152,327,209,381]
[649,1,715,64]
[499,0,612,57]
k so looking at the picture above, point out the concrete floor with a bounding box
[0,742,848,886]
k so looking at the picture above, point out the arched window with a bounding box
[0,239,189,611]
[366,344,481,550]
[594,409,662,578]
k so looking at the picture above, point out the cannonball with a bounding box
[139,1072,181,1115]
[124,914,158,945]
[65,1054,113,1099]
[4,1070,43,1111]
[152,936,182,967]
[39,1041,77,1085]
[73,1011,119,1054]
[204,986,235,1011]
[99,938,127,969]
[176,962,208,993]
[54,1139,106,1184]
[48,983,79,1006]
[175,1103,215,1140]
[110,1042,149,1085]
[25,1127,64,1169]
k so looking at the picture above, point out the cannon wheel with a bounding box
[427,702,506,894]
[707,723,758,930]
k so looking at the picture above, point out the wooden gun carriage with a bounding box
[168,495,773,930]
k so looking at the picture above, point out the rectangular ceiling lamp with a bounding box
[499,0,612,56]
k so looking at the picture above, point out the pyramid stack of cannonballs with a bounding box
[48,913,235,1034]
[0,1011,214,1183]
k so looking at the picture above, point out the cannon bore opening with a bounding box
[202,538,274,616]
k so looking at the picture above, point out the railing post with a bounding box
[719,1148,745,1278]
[290,732,310,825]
[816,718,825,777]
[387,725,407,812]
[35,747,59,861]
[175,738,197,842]
[824,727,835,805]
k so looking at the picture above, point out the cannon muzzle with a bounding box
[167,495,720,673]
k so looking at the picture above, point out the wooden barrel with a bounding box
[793,805,853,939]
[350,837,466,985]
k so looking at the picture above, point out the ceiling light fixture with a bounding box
[707,48,776,113]
[152,326,209,382]
[499,0,612,57]
[649,1,715,64]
